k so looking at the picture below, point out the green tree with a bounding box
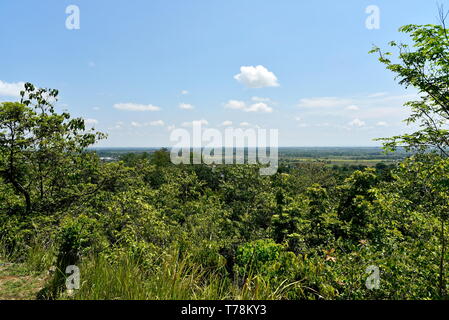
[370,10,449,155]
[0,83,105,214]
[337,169,378,240]
[372,155,449,297]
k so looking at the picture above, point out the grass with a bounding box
[0,242,303,300]
[67,250,302,300]
[0,259,48,300]
[0,240,54,300]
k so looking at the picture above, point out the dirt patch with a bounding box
[0,263,47,300]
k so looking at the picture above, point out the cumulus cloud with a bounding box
[179,103,194,110]
[114,103,160,111]
[224,99,273,113]
[234,65,279,88]
[181,90,189,95]
[376,121,388,126]
[239,122,251,127]
[221,120,233,126]
[244,102,273,113]
[224,100,246,110]
[349,118,366,127]
[0,80,25,97]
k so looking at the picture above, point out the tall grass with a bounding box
[68,250,301,300]
[25,243,55,273]
[1,240,304,300]
[71,254,150,300]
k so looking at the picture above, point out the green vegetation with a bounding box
[2,17,449,300]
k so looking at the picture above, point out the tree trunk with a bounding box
[10,176,31,214]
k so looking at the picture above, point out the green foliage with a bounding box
[234,239,298,281]
[370,19,449,154]
[0,83,106,215]
[337,168,378,240]
[3,72,449,301]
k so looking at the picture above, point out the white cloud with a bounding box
[349,118,366,127]
[0,80,25,97]
[234,65,279,88]
[222,120,233,126]
[93,106,101,111]
[224,100,246,110]
[224,99,273,113]
[245,102,273,113]
[298,93,419,122]
[295,116,302,121]
[376,121,388,126]
[181,90,189,95]
[179,103,194,110]
[251,96,271,102]
[182,119,208,127]
[131,120,165,127]
[167,124,176,131]
[114,103,160,112]
[149,120,165,126]
[239,122,250,127]
[346,105,360,111]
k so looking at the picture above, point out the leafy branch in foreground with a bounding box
[370,10,449,155]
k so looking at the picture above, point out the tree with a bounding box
[337,168,378,240]
[150,148,172,167]
[370,9,449,155]
[0,83,106,214]
[372,154,449,297]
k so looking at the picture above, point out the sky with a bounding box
[0,0,444,147]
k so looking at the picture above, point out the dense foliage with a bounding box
[2,18,449,300]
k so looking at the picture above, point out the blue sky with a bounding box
[0,0,443,147]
